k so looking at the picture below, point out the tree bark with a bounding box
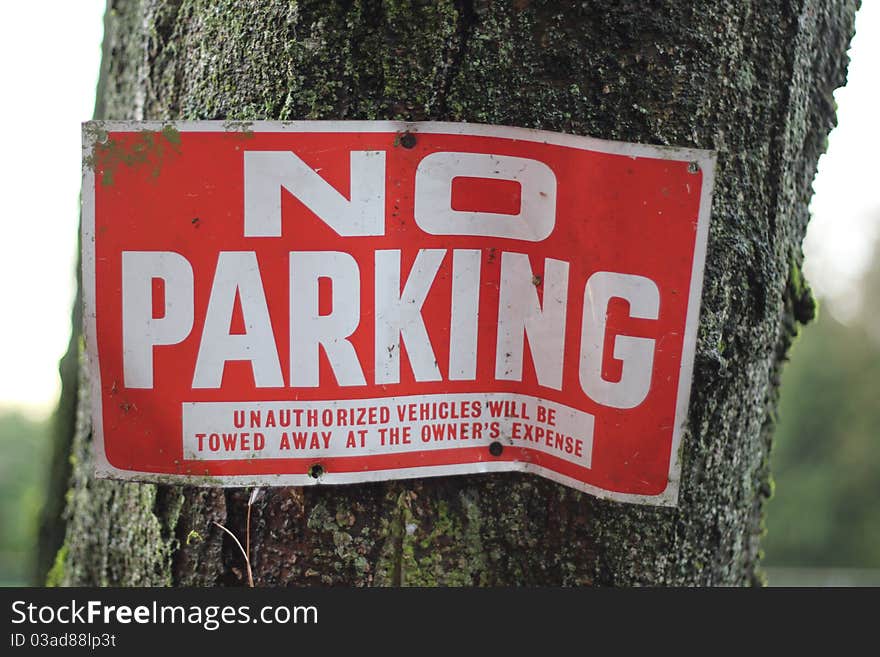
[44,0,857,586]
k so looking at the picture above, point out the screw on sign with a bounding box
[81,121,714,506]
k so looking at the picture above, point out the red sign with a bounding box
[82,121,714,506]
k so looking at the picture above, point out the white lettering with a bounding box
[244,150,386,237]
[192,252,283,389]
[495,253,569,390]
[290,251,366,387]
[375,249,445,384]
[414,151,557,241]
[448,249,481,380]
[579,271,659,409]
[122,251,194,389]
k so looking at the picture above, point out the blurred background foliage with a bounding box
[762,236,880,579]
[0,412,50,585]
[1,241,877,585]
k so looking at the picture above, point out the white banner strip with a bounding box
[182,392,594,469]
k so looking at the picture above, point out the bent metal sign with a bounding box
[82,121,714,506]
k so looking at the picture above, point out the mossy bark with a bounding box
[45,0,857,586]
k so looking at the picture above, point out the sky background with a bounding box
[0,1,877,419]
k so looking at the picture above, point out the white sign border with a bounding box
[82,120,716,507]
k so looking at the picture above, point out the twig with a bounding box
[246,487,263,581]
[212,521,253,588]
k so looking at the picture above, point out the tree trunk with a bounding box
[43,0,857,586]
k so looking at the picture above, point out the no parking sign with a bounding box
[82,121,714,505]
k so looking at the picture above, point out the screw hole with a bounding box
[687,161,700,174]
[399,132,417,149]
[308,463,324,479]
[489,442,504,457]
